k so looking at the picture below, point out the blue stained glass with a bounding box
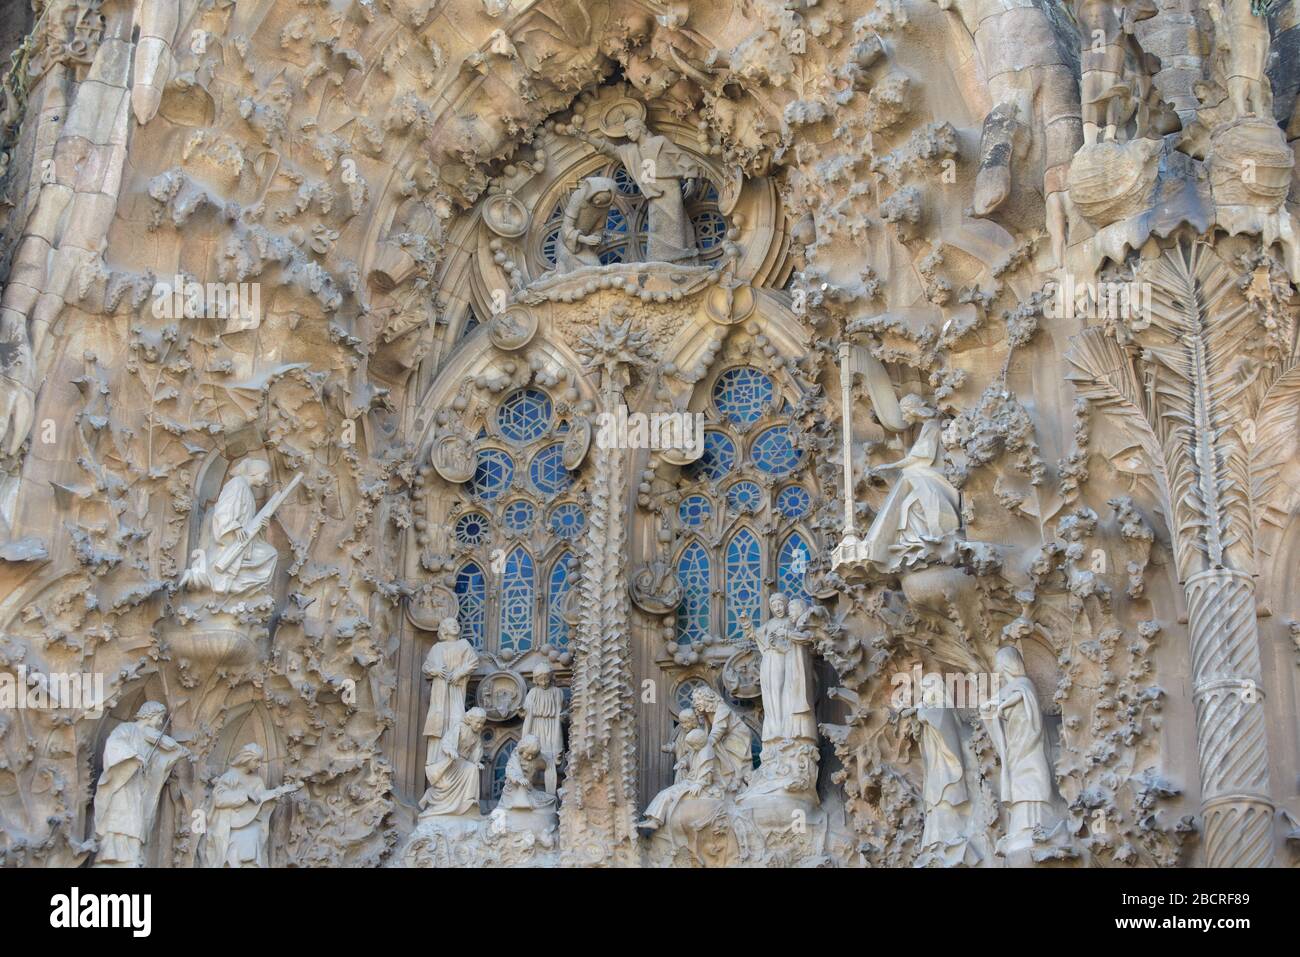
[674,677,709,713]
[676,541,711,644]
[713,368,775,425]
[599,245,628,265]
[499,547,535,654]
[725,528,763,640]
[605,207,628,234]
[462,311,479,337]
[491,739,517,803]
[471,449,514,500]
[752,426,802,475]
[529,443,572,497]
[727,481,763,513]
[692,209,727,250]
[678,494,712,527]
[776,485,811,519]
[455,562,487,648]
[778,532,812,603]
[542,227,561,267]
[547,552,574,648]
[498,389,553,444]
[684,430,736,482]
[549,502,586,540]
[454,512,489,546]
[503,499,535,533]
[613,165,642,196]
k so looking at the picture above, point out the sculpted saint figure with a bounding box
[93,702,188,867]
[1207,0,1272,119]
[420,707,487,817]
[555,176,617,272]
[862,395,960,571]
[181,459,297,603]
[498,735,557,811]
[200,743,300,868]
[906,696,979,867]
[662,708,700,784]
[739,592,817,744]
[983,646,1060,855]
[575,117,701,264]
[691,686,751,791]
[638,726,718,834]
[521,662,564,792]
[423,617,480,769]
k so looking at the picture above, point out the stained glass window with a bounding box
[455,562,487,648]
[491,739,517,803]
[549,503,586,540]
[547,552,574,648]
[529,443,572,497]
[674,677,709,714]
[540,201,564,268]
[499,547,535,653]
[777,532,812,603]
[613,165,642,196]
[725,528,763,640]
[684,430,736,482]
[497,389,553,444]
[713,368,774,425]
[454,512,489,546]
[776,485,811,520]
[471,449,514,500]
[678,494,712,527]
[693,209,727,251]
[676,541,711,644]
[503,500,535,534]
[727,481,762,513]
[462,310,480,338]
[752,426,802,475]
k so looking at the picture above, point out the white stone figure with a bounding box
[691,686,751,791]
[92,702,189,867]
[638,727,717,833]
[739,592,817,745]
[554,176,617,272]
[420,707,487,818]
[575,117,701,264]
[861,395,960,571]
[497,735,556,813]
[199,743,300,868]
[1207,0,1272,120]
[662,708,700,784]
[521,661,564,793]
[908,701,979,867]
[423,617,480,769]
[983,646,1060,857]
[180,459,297,601]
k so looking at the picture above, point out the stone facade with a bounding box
[0,0,1297,868]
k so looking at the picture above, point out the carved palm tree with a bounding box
[1066,243,1294,867]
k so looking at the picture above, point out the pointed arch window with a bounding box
[499,547,536,654]
[778,532,812,603]
[455,562,487,648]
[676,541,711,644]
[547,552,575,649]
[724,528,763,640]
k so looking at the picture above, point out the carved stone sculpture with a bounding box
[199,744,300,868]
[739,592,815,745]
[423,617,480,769]
[690,686,750,792]
[420,707,487,818]
[93,702,188,867]
[522,662,564,793]
[909,701,979,867]
[554,176,618,272]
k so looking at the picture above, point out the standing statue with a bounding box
[1073,0,1159,144]
[199,743,300,868]
[521,661,564,793]
[573,117,701,264]
[690,686,751,791]
[92,702,189,867]
[554,176,617,272]
[861,395,961,571]
[1207,0,1272,120]
[739,592,817,745]
[423,616,480,769]
[908,701,979,867]
[420,707,487,818]
[180,459,300,603]
[983,646,1061,857]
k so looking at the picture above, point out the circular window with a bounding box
[713,367,775,425]
[752,426,802,476]
[776,485,811,519]
[503,500,535,533]
[678,494,712,527]
[471,449,514,500]
[497,389,553,444]
[529,443,573,497]
[549,503,587,540]
[684,430,736,482]
[727,481,763,513]
[454,512,490,546]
